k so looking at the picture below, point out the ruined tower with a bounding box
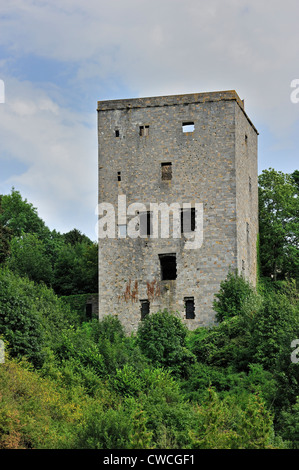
[97,91,258,333]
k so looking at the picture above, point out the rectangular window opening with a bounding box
[140,300,150,320]
[159,254,177,281]
[184,297,195,319]
[115,129,120,137]
[182,122,195,133]
[118,171,121,182]
[181,208,196,233]
[140,125,149,136]
[161,162,172,181]
[140,211,152,237]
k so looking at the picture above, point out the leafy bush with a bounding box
[189,316,252,371]
[190,388,275,449]
[8,233,53,285]
[251,288,299,371]
[0,356,83,448]
[137,310,195,377]
[181,362,277,409]
[0,268,78,367]
[276,398,299,448]
[213,270,259,322]
[75,402,137,449]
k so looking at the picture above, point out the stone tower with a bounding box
[97,91,258,333]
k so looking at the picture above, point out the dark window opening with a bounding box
[140,211,152,237]
[115,129,120,137]
[140,300,150,320]
[161,162,172,181]
[184,297,195,319]
[182,122,195,133]
[86,304,92,321]
[118,171,121,182]
[181,208,195,233]
[140,125,149,136]
[159,254,177,281]
[245,134,248,143]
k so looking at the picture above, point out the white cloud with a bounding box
[0,77,97,237]
[1,0,299,236]
[2,1,299,131]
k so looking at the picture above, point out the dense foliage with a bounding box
[258,168,299,282]
[0,266,298,449]
[0,189,98,294]
[0,170,298,449]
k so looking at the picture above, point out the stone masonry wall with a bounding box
[97,91,258,334]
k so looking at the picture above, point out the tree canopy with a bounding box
[258,168,299,282]
[0,188,98,295]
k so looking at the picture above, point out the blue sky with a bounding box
[0,0,298,241]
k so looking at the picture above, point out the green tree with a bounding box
[63,228,93,246]
[213,270,259,322]
[292,169,299,191]
[53,241,98,295]
[0,196,12,264]
[8,232,53,285]
[277,398,299,448]
[251,282,299,371]
[0,355,84,449]
[137,310,195,377]
[0,267,78,367]
[190,389,274,449]
[0,188,48,238]
[258,168,299,282]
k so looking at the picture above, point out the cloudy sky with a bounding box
[0,0,298,241]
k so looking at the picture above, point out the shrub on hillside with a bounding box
[137,310,195,377]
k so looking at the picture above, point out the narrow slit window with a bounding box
[182,122,195,133]
[161,162,172,181]
[86,303,92,321]
[118,171,121,182]
[140,211,152,237]
[115,129,120,137]
[140,300,150,320]
[184,297,195,319]
[140,125,149,136]
[181,208,196,233]
[159,254,177,281]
